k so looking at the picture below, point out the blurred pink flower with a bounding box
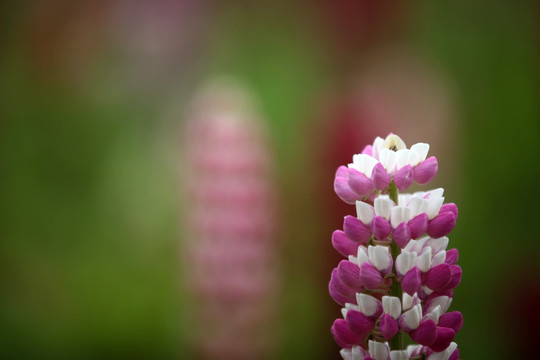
[182,78,278,360]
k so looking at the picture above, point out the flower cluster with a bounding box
[329,134,462,360]
[334,135,438,204]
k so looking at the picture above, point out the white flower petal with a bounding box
[340,348,353,360]
[368,245,391,271]
[395,149,410,169]
[424,304,441,324]
[410,143,430,162]
[415,236,429,250]
[403,239,419,253]
[357,246,370,265]
[401,304,422,330]
[356,293,379,317]
[369,340,390,360]
[396,251,417,275]
[374,198,394,220]
[390,350,409,360]
[426,296,452,314]
[417,248,432,272]
[426,237,449,254]
[379,148,397,173]
[422,286,433,296]
[402,293,415,311]
[350,154,379,178]
[352,346,367,360]
[407,197,429,217]
[372,136,385,159]
[391,206,412,228]
[425,187,444,199]
[431,251,446,267]
[356,201,375,224]
[426,196,445,219]
[382,296,402,319]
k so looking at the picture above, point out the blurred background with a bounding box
[1,0,539,359]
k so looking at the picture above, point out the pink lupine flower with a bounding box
[329,134,462,359]
[183,79,277,360]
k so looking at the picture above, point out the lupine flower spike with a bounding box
[183,79,277,359]
[330,134,462,360]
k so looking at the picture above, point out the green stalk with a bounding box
[387,181,403,350]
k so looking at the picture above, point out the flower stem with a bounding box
[388,181,403,350]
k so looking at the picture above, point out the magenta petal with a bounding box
[334,175,358,204]
[394,164,414,191]
[346,310,375,337]
[438,311,463,333]
[410,319,437,346]
[332,230,358,257]
[430,327,456,352]
[330,268,356,298]
[427,212,456,238]
[439,203,458,219]
[331,318,362,348]
[408,213,428,239]
[393,222,411,248]
[445,249,459,265]
[344,216,371,244]
[338,260,362,289]
[359,262,383,290]
[402,267,422,296]
[440,265,462,291]
[329,282,354,306]
[336,165,349,179]
[347,168,373,197]
[371,162,390,190]
[371,216,392,240]
[379,314,399,340]
[414,156,438,185]
[423,263,452,291]
[361,145,373,156]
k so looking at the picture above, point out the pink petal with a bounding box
[394,164,414,191]
[332,230,358,257]
[347,168,373,197]
[379,314,399,340]
[438,311,463,333]
[402,267,422,296]
[359,262,383,290]
[344,215,371,244]
[427,212,456,238]
[408,213,428,239]
[335,175,358,204]
[371,162,390,190]
[410,319,437,346]
[338,260,362,289]
[393,222,411,248]
[445,249,459,265]
[331,318,362,348]
[430,327,456,352]
[423,264,452,291]
[371,216,392,240]
[414,156,438,185]
[346,310,375,338]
